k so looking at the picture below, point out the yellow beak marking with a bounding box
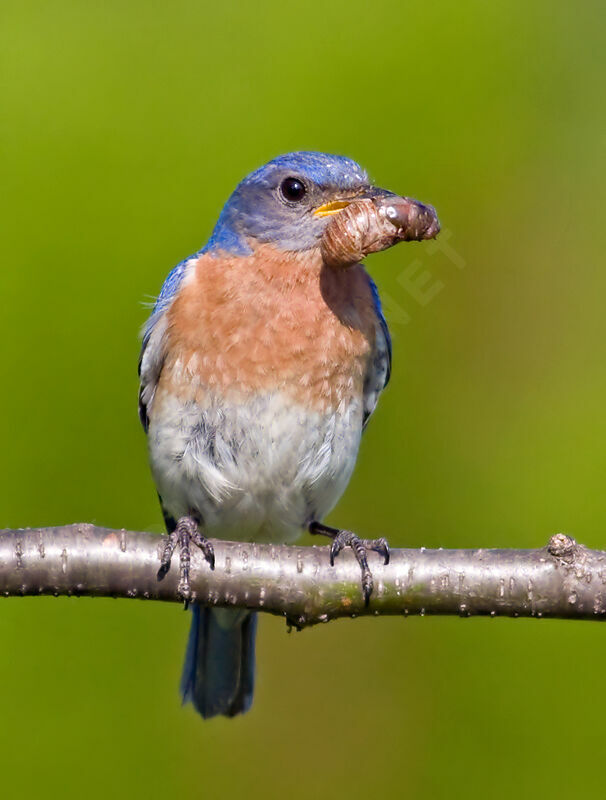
[313,200,352,217]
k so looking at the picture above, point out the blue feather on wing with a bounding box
[362,277,392,429]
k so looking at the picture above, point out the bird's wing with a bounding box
[362,276,392,430]
[138,255,197,432]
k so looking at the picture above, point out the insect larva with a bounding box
[321,195,440,268]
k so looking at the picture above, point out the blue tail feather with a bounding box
[181,606,257,719]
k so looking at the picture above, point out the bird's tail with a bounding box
[180,605,257,719]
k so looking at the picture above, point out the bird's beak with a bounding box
[313,199,354,217]
[313,188,397,218]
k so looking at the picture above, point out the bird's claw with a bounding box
[157,515,215,606]
[310,522,390,606]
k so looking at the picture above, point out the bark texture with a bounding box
[1,526,605,627]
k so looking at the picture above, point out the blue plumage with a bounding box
[369,276,392,386]
[181,607,257,718]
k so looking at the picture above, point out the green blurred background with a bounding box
[2,1,606,797]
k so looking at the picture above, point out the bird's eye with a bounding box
[280,177,307,203]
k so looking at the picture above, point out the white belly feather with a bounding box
[148,391,364,544]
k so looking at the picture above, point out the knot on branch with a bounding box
[547,533,577,561]
[546,532,594,582]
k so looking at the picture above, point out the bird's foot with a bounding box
[157,515,215,606]
[309,521,390,606]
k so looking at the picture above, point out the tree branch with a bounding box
[0,526,605,626]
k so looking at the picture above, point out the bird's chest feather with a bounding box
[158,244,377,410]
[148,245,378,540]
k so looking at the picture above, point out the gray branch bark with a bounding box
[1,525,605,627]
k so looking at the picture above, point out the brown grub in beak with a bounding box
[320,195,440,269]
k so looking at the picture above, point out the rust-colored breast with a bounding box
[159,244,378,411]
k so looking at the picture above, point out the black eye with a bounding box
[280,177,307,203]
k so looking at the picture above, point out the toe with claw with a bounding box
[309,521,390,606]
[157,515,215,605]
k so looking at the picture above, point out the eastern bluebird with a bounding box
[138,152,439,719]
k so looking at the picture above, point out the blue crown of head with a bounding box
[204,151,370,255]
[241,152,368,193]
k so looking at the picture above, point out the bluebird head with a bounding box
[204,151,386,255]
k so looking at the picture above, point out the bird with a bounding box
[138,151,438,719]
